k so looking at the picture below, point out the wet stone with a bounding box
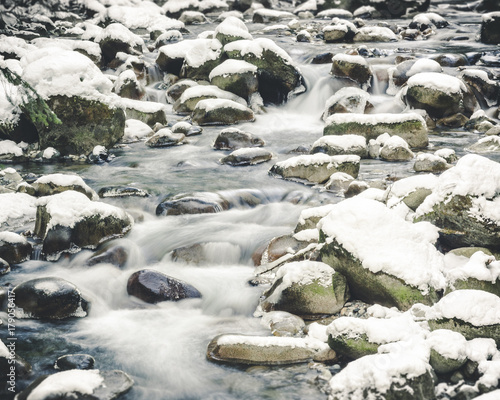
[55,354,95,370]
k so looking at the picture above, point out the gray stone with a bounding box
[220,147,272,166]
[191,99,255,126]
[213,127,264,150]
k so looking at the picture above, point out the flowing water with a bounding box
[2,3,500,398]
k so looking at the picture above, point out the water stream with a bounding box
[1,4,499,398]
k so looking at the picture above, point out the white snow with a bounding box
[0,193,37,229]
[22,48,113,100]
[27,369,104,400]
[327,313,426,344]
[0,339,9,358]
[293,228,319,242]
[34,174,95,196]
[434,148,455,160]
[407,72,467,95]
[224,38,293,64]
[42,147,59,159]
[354,26,397,42]
[35,190,131,231]
[426,329,467,361]
[276,154,360,169]
[123,119,154,142]
[226,147,271,158]
[162,0,199,14]
[179,83,241,105]
[158,39,209,60]
[380,135,411,150]
[95,22,144,48]
[325,112,425,127]
[297,204,338,228]
[312,135,367,151]
[323,87,371,119]
[216,334,328,351]
[0,140,23,157]
[332,53,368,67]
[106,4,184,31]
[214,16,252,40]
[0,231,28,245]
[209,59,257,80]
[32,37,102,61]
[318,197,446,293]
[184,39,222,68]
[316,9,353,19]
[265,261,334,304]
[194,98,250,112]
[119,97,167,114]
[407,59,442,77]
[415,154,500,218]
[426,290,500,326]
[444,251,500,286]
[413,12,448,27]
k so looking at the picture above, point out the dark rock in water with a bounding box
[0,258,9,275]
[0,339,32,380]
[97,24,143,65]
[98,186,149,198]
[0,232,32,264]
[55,354,95,370]
[481,12,500,44]
[43,95,125,156]
[191,99,255,126]
[437,113,469,128]
[220,148,272,166]
[13,277,88,320]
[432,53,468,67]
[311,52,334,64]
[166,80,198,103]
[127,269,202,303]
[213,128,264,150]
[87,145,112,164]
[86,245,129,268]
[331,54,372,88]
[16,369,133,400]
[156,193,229,216]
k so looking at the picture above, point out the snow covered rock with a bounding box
[224,38,304,104]
[327,313,425,359]
[253,9,295,23]
[424,290,500,345]
[328,340,435,400]
[173,85,247,115]
[323,20,358,43]
[180,39,224,81]
[166,79,198,103]
[95,23,144,65]
[113,70,145,101]
[0,192,37,230]
[460,69,499,108]
[0,231,32,264]
[353,26,397,42]
[378,135,414,162]
[262,311,305,337]
[324,113,428,148]
[172,121,202,136]
[120,98,168,126]
[14,277,88,320]
[331,54,372,88]
[145,128,185,148]
[179,10,208,24]
[427,329,467,374]
[325,172,355,192]
[295,204,339,232]
[207,334,336,365]
[127,269,201,303]
[318,197,446,310]
[414,154,500,249]
[156,39,216,76]
[269,154,360,184]
[322,87,373,120]
[32,173,97,200]
[213,127,264,150]
[191,99,255,126]
[209,59,259,101]
[122,119,154,143]
[0,140,25,162]
[220,147,272,166]
[16,369,133,400]
[260,261,349,319]
[156,192,229,216]
[413,153,448,172]
[481,12,500,44]
[55,354,95,371]
[214,16,252,46]
[404,72,478,118]
[311,135,368,158]
[410,12,449,30]
[34,191,133,260]
[384,173,438,213]
[467,136,500,154]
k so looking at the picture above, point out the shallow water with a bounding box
[1,3,500,399]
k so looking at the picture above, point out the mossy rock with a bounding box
[43,95,125,156]
[319,236,439,310]
[402,188,432,211]
[331,58,372,87]
[429,348,466,375]
[191,100,255,126]
[428,317,500,346]
[448,277,500,298]
[328,333,379,360]
[415,194,500,250]
[211,71,259,101]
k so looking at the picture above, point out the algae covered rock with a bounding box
[261,261,349,319]
[318,197,445,310]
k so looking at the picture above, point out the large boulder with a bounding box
[13,277,88,320]
[173,85,247,115]
[414,155,500,250]
[224,38,304,104]
[179,39,224,81]
[322,87,373,120]
[32,173,97,200]
[324,112,428,148]
[269,154,360,184]
[95,23,144,65]
[209,59,259,101]
[127,269,201,303]
[319,197,446,310]
[191,99,255,126]
[214,16,252,46]
[34,191,133,260]
[480,12,500,44]
[404,72,477,118]
[207,334,335,365]
[16,369,133,400]
[261,261,349,319]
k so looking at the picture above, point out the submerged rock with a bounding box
[14,277,88,320]
[261,261,349,319]
[127,269,201,303]
[16,369,133,400]
[270,154,360,184]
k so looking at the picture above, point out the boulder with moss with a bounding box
[191,99,255,126]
